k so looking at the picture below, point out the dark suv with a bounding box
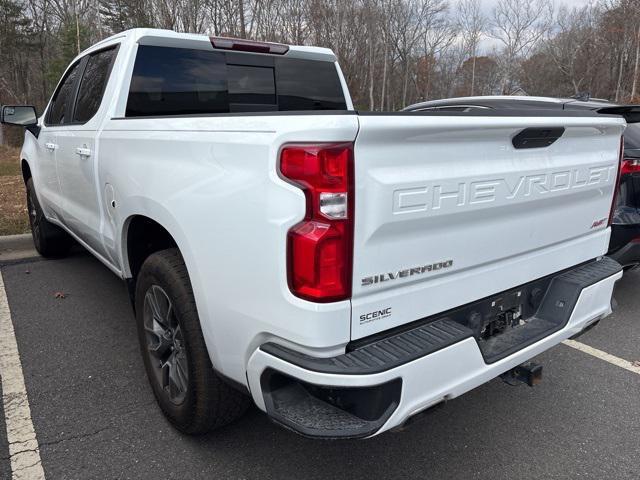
[610,122,640,267]
[403,96,640,269]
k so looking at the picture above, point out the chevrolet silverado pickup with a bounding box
[0,29,627,438]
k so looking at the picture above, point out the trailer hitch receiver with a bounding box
[500,362,543,387]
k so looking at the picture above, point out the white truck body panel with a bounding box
[99,114,359,380]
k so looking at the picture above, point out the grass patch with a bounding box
[0,145,21,176]
[0,145,29,235]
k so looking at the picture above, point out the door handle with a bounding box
[45,142,57,151]
[76,147,92,157]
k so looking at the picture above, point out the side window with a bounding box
[126,46,228,117]
[47,61,82,125]
[438,106,474,112]
[414,106,490,113]
[73,47,117,123]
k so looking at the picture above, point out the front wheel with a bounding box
[134,248,249,434]
[26,178,73,257]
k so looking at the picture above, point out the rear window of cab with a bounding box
[126,45,347,117]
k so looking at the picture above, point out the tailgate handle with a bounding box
[512,127,565,149]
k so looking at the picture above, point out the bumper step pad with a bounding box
[260,370,402,439]
[261,318,472,375]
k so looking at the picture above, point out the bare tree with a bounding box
[418,0,455,100]
[456,0,484,95]
[632,22,640,100]
[629,0,640,100]
[490,0,554,94]
[545,5,599,95]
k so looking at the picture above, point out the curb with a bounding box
[0,234,39,263]
[0,234,32,250]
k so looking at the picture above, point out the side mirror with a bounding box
[1,105,40,138]
[1,105,38,127]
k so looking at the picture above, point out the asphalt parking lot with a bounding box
[0,248,639,480]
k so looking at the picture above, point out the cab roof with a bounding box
[81,28,337,63]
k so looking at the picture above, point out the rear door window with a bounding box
[125,45,347,117]
[73,47,118,123]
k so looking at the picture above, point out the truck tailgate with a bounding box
[351,113,624,340]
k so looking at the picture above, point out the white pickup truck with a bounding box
[1,29,627,439]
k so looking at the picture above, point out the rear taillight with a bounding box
[209,37,289,55]
[621,158,640,175]
[280,143,354,302]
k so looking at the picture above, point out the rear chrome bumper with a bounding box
[246,258,622,438]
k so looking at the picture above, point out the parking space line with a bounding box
[563,339,640,375]
[0,271,46,480]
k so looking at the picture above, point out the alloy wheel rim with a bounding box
[143,285,189,405]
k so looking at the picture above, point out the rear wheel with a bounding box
[26,178,73,257]
[135,248,249,434]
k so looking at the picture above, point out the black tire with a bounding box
[26,178,73,258]
[135,248,249,434]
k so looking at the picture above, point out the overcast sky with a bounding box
[478,0,593,14]
[476,0,595,52]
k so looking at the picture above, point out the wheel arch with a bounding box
[118,197,201,296]
[119,209,216,369]
[122,214,181,281]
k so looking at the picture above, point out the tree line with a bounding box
[0,0,639,139]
